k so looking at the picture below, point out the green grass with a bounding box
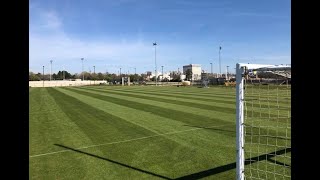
[29,85,291,179]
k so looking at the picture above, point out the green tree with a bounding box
[56,71,72,79]
[129,74,140,82]
[139,74,147,81]
[29,72,41,81]
[185,69,192,81]
[170,71,181,82]
[97,72,104,80]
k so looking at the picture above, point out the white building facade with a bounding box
[183,64,202,80]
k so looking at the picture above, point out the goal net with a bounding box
[236,63,291,180]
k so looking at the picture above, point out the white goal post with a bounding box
[236,63,291,180]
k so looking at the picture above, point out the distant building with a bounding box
[201,73,209,80]
[180,74,186,80]
[146,71,152,77]
[160,72,172,81]
[183,64,202,80]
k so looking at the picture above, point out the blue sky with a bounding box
[29,0,290,74]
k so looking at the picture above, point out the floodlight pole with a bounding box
[219,46,222,77]
[210,62,213,77]
[42,66,44,87]
[81,58,84,81]
[153,42,157,86]
[93,65,95,85]
[227,65,229,80]
[50,60,53,81]
[161,65,164,85]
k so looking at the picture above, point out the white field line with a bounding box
[30,124,233,158]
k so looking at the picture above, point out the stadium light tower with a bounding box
[93,65,95,84]
[81,58,84,81]
[219,46,222,77]
[50,60,53,81]
[210,62,213,77]
[226,65,229,80]
[161,65,164,83]
[134,67,136,75]
[42,65,44,87]
[153,42,157,86]
[120,67,121,77]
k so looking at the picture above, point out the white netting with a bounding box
[237,64,291,179]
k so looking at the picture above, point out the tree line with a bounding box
[29,71,183,82]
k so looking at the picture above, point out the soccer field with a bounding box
[29,85,290,179]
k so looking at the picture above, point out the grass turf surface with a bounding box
[29,85,291,179]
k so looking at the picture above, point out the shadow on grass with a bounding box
[54,144,173,180]
[176,148,291,180]
[55,144,290,180]
[267,158,291,167]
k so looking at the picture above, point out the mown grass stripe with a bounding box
[82,87,237,113]
[30,124,233,158]
[79,87,289,119]
[47,88,157,145]
[56,87,243,156]
[114,86,290,103]
[30,88,99,155]
[83,85,236,97]
[30,86,290,179]
[70,87,237,121]
[83,86,237,101]
[63,87,235,127]
[84,86,290,108]
[84,86,236,103]
[55,87,205,135]
[90,86,290,98]
[84,86,290,106]
[56,87,241,159]
[76,87,290,137]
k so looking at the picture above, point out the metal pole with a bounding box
[210,63,213,77]
[50,60,53,81]
[93,66,95,85]
[226,66,229,80]
[120,68,121,84]
[81,58,84,81]
[219,46,222,77]
[161,65,164,85]
[43,66,44,87]
[236,63,245,180]
[153,42,157,86]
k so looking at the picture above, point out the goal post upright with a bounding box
[236,63,245,180]
[235,63,291,180]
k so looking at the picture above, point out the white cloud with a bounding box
[29,6,290,74]
[42,11,62,29]
[237,55,291,65]
[29,8,203,73]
